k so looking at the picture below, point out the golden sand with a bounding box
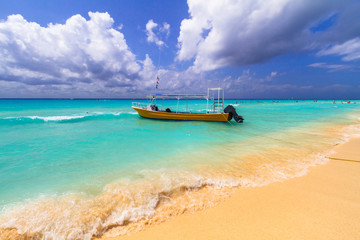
[101,138,360,240]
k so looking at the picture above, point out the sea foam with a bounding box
[0,147,339,239]
[0,170,241,240]
[1,112,137,123]
[28,115,85,121]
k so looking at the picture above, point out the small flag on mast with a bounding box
[156,76,160,89]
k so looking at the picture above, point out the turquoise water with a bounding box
[0,99,359,239]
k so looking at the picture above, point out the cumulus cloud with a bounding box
[0,11,203,98]
[145,19,170,47]
[317,37,360,61]
[176,0,355,71]
[0,12,141,96]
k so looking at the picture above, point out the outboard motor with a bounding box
[224,105,244,123]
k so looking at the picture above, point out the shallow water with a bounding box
[0,99,359,239]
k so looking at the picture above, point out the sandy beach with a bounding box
[101,137,360,240]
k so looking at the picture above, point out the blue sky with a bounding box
[0,0,359,99]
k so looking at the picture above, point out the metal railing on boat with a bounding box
[132,88,225,114]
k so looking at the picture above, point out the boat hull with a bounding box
[132,106,229,122]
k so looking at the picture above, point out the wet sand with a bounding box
[102,137,360,240]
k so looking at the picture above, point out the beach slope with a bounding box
[105,138,360,240]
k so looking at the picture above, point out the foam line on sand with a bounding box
[101,137,360,240]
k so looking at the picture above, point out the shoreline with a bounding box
[101,137,360,240]
[1,122,359,240]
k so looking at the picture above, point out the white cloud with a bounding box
[317,37,360,61]
[161,23,170,38]
[308,62,350,71]
[0,11,198,98]
[146,19,163,46]
[145,19,170,47]
[0,12,141,95]
[176,0,351,72]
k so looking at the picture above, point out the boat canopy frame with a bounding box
[142,88,225,113]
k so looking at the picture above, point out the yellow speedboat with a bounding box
[131,106,230,122]
[132,88,243,123]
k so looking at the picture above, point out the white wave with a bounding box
[3,116,84,121]
[92,111,137,116]
[92,111,106,115]
[119,112,138,115]
[252,151,331,187]
[2,111,138,122]
[0,170,241,240]
[28,115,85,121]
[0,147,341,240]
[109,112,137,115]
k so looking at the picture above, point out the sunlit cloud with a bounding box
[317,37,360,61]
[0,12,140,92]
[176,0,355,72]
[145,19,170,47]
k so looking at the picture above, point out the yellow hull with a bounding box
[132,106,229,122]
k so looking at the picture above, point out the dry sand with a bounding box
[103,137,360,240]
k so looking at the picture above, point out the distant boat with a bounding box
[132,88,244,123]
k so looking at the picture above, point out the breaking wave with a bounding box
[0,148,334,240]
[0,170,240,240]
[1,112,137,124]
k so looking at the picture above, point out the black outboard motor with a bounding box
[224,105,244,123]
